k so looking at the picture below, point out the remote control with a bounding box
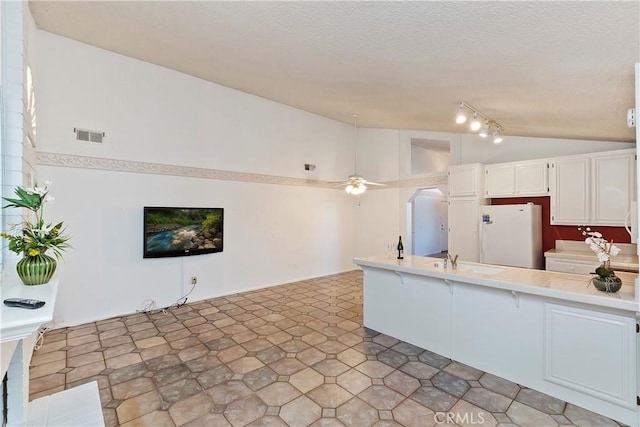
[3,298,45,309]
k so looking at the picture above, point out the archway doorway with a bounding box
[407,188,448,257]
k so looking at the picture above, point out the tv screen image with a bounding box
[143,207,223,258]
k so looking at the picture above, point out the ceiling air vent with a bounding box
[74,128,105,143]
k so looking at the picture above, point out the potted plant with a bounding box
[1,182,70,285]
[578,226,622,293]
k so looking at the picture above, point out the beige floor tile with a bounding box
[280,396,322,426]
[120,410,175,427]
[111,377,156,400]
[29,359,66,379]
[66,360,106,383]
[116,390,162,424]
[106,353,143,369]
[227,356,264,374]
[257,381,301,406]
[31,350,66,366]
[290,367,325,393]
[337,369,372,395]
[307,384,353,408]
[103,343,136,360]
[135,336,167,349]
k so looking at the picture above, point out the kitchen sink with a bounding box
[456,263,504,275]
[427,261,504,275]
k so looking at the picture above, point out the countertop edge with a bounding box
[354,257,639,313]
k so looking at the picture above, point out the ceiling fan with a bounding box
[335,114,385,195]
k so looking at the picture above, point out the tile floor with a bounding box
[30,270,623,426]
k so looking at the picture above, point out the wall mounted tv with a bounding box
[143,207,223,258]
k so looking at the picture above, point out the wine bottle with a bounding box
[397,236,404,260]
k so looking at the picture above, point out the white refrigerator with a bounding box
[479,203,543,269]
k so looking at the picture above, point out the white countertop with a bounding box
[544,240,639,272]
[354,255,639,312]
[0,275,58,342]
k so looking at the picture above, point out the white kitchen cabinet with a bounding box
[591,151,636,225]
[485,163,516,197]
[549,156,590,225]
[544,303,636,410]
[485,159,549,198]
[448,198,484,262]
[545,257,599,275]
[517,160,549,196]
[549,149,636,226]
[448,163,484,197]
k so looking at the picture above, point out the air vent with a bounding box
[74,128,104,143]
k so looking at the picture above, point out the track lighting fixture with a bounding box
[469,113,481,131]
[479,120,489,138]
[454,101,505,143]
[455,103,467,124]
[493,128,503,144]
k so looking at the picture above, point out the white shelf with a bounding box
[0,276,58,343]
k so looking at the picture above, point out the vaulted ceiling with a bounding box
[30,1,640,142]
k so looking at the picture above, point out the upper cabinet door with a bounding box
[517,161,549,196]
[485,164,516,197]
[485,159,549,198]
[448,164,484,198]
[591,151,636,225]
[550,157,590,225]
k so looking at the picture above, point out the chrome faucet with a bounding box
[447,253,459,270]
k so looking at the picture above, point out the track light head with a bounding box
[455,103,467,124]
[493,128,503,144]
[479,120,489,138]
[469,113,482,131]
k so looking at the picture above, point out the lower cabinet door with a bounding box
[544,303,636,409]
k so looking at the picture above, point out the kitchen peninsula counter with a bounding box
[354,255,638,312]
[354,255,639,426]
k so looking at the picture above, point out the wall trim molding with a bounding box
[37,152,447,189]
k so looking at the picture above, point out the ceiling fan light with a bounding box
[478,120,489,138]
[455,104,467,124]
[354,183,366,195]
[469,113,482,131]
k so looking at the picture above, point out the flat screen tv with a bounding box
[143,207,223,258]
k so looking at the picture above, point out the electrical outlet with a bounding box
[191,276,197,285]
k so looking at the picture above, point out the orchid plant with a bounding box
[1,181,70,258]
[578,226,620,280]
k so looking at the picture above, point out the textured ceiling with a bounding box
[30,1,640,142]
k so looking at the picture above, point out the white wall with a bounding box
[411,145,449,175]
[41,166,358,326]
[356,128,400,183]
[36,32,359,326]
[37,32,354,181]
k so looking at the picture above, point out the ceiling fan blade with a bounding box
[364,181,386,186]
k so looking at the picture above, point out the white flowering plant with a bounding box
[1,182,70,258]
[578,226,620,279]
